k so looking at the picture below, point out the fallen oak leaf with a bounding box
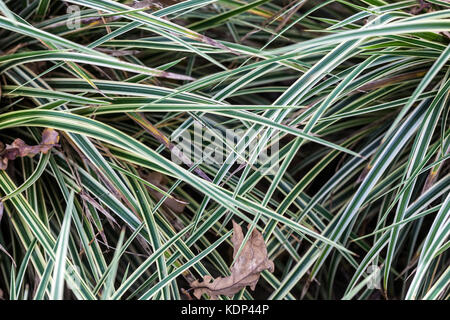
[190,221,274,300]
[0,128,59,170]
[38,127,60,151]
[0,141,12,170]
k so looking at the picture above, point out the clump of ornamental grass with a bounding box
[0,0,448,300]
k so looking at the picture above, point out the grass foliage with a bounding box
[0,0,449,300]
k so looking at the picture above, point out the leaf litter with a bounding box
[0,128,60,170]
[190,221,274,299]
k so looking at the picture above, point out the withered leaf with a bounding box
[190,221,274,300]
[144,171,186,214]
[0,128,59,170]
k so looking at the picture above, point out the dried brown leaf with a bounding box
[0,128,59,170]
[190,221,274,299]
